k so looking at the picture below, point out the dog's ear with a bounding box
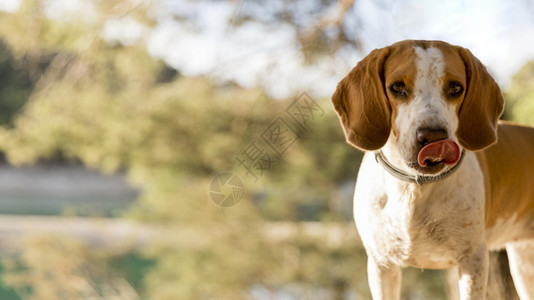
[332,47,391,151]
[456,48,504,151]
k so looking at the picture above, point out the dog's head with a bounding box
[332,40,504,175]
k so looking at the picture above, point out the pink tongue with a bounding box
[417,139,460,167]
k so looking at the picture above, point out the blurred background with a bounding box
[0,0,532,299]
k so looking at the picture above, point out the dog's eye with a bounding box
[448,82,464,97]
[390,82,407,97]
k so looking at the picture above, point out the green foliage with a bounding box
[505,61,534,125]
[142,222,370,300]
[0,0,469,299]
[0,41,33,125]
[0,0,361,223]
[2,235,141,300]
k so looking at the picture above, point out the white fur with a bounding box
[485,213,534,298]
[383,47,459,172]
[506,242,534,298]
[354,46,489,300]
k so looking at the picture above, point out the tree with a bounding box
[505,61,534,126]
[3,234,141,300]
[0,1,450,299]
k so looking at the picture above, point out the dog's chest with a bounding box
[359,181,483,269]
[379,193,471,268]
[354,152,485,269]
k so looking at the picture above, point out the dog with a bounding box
[332,40,534,299]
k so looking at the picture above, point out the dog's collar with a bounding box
[374,150,466,186]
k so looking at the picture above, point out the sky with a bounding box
[146,0,534,99]
[4,0,534,99]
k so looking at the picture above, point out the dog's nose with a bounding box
[417,128,448,145]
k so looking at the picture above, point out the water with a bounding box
[0,164,140,216]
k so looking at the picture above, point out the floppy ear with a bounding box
[457,48,504,151]
[331,47,391,151]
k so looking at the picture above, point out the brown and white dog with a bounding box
[332,40,534,299]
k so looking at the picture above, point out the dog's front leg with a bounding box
[367,257,401,300]
[458,244,489,300]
